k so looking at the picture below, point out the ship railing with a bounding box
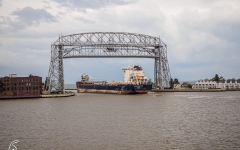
[89,79,107,82]
[87,80,107,84]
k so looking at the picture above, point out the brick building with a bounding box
[0,74,42,98]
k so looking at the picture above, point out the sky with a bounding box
[0,0,239,83]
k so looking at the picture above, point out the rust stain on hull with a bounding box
[135,90,150,94]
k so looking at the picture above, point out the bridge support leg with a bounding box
[58,45,64,93]
[46,44,65,94]
[159,44,171,89]
[154,45,171,89]
[154,57,161,89]
[154,45,163,89]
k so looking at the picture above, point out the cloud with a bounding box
[0,0,2,7]
[0,16,25,33]
[0,6,58,37]
[12,6,57,26]
[76,16,95,24]
[163,5,240,80]
[170,5,240,43]
[0,0,240,83]
[53,0,135,9]
[169,7,240,56]
[0,47,50,78]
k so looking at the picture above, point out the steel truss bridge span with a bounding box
[46,32,171,93]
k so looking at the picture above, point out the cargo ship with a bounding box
[76,65,152,94]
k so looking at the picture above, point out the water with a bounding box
[65,84,76,89]
[0,91,240,149]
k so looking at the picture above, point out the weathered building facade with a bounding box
[0,74,42,98]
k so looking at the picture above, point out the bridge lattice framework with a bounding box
[46,32,171,93]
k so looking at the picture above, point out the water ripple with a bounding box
[0,91,240,149]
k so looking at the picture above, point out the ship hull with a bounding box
[76,83,152,94]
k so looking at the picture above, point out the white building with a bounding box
[192,80,217,89]
[192,79,240,90]
[223,79,240,89]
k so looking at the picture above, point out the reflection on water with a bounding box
[0,91,240,149]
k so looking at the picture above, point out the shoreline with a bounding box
[151,89,226,92]
[0,92,75,99]
[65,88,237,92]
[67,88,228,92]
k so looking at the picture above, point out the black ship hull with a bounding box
[76,83,152,94]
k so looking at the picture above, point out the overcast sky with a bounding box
[0,0,239,83]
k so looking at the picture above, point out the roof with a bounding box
[181,82,189,85]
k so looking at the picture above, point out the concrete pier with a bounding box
[41,92,75,98]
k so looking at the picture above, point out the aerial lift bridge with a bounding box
[46,32,171,93]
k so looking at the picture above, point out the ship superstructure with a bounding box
[122,65,148,85]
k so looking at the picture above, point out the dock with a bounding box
[41,92,75,98]
[0,92,75,99]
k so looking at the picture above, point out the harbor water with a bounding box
[0,91,240,149]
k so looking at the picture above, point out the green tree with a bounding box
[187,83,192,89]
[169,78,174,89]
[173,78,180,84]
[147,78,153,84]
[214,74,220,83]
